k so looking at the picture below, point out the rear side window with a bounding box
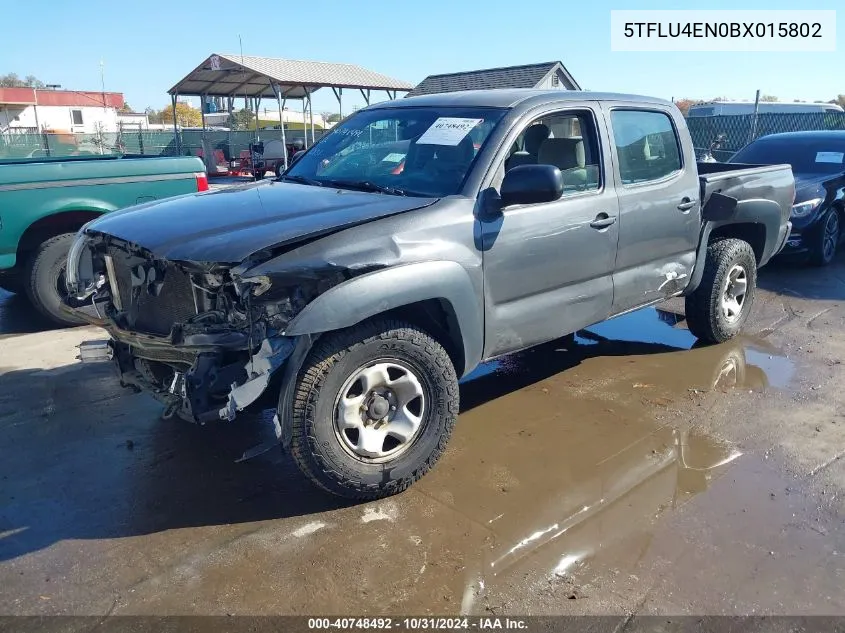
[610,110,682,184]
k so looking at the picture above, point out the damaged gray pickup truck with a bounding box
[65,90,794,499]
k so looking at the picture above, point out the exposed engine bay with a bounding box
[66,231,346,424]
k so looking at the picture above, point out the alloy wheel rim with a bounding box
[721,264,747,324]
[823,212,839,261]
[334,360,427,462]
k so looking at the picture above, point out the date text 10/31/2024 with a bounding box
[307,618,528,630]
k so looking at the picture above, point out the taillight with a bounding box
[195,172,209,192]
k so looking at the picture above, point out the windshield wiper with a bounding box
[325,179,408,196]
[279,174,324,187]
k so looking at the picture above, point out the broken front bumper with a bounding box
[78,331,297,424]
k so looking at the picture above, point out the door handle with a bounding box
[589,213,617,229]
[678,197,698,211]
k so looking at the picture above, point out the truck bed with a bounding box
[697,162,795,217]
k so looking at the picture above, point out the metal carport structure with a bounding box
[168,53,413,170]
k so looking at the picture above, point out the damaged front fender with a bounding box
[218,336,296,422]
[110,332,297,425]
[283,260,483,377]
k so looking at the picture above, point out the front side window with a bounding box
[71,109,83,125]
[501,109,602,195]
[285,106,506,197]
[610,110,682,184]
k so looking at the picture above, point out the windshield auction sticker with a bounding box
[816,152,845,164]
[416,118,483,146]
[610,10,836,52]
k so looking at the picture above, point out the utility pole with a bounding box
[99,60,107,153]
[749,89,761,144]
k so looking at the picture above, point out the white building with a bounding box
[0,87,127,134]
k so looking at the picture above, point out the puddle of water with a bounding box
[0,302,796,615]
[460,306,794,404]
[582,306,696,349]
[229,306,794,614]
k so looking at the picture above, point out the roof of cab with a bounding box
[362,89,674,110]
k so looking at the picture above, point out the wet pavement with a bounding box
[0,259,844,616]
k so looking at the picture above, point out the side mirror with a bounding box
[500,164,564,207]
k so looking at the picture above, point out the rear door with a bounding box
[601,105,701,314]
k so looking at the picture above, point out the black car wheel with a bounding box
[25,233,87,327]
[809,208,840,267]
[289,319,459,500]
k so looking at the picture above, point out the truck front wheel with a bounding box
[25,233,86,327]
[289,319,459,499]
[684,238,757,344]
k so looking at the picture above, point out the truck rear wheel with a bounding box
[289,319,459,499]
[25,233,86,327]
[684,238,757,344]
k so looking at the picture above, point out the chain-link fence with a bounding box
[0,128,325,161]
[687,111,845,161]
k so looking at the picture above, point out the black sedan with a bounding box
[729,131,845,265]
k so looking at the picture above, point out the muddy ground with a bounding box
[0,257,844,617]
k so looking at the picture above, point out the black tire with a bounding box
[25,233,86,327]
[289,319,459,500]
[275,162,285,178]
[684,238,757,344]
[808,208,840,267]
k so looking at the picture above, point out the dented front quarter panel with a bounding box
[71,194,485,428]
[238,197,486,377]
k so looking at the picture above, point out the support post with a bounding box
[171,93,181,154]
[301,92,308,149]
[308,91,315,145]
[273,82,288,170]
[331,86,343,119]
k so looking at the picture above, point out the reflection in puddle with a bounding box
[583,306,697,349]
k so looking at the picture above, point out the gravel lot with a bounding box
[1,251,843,617]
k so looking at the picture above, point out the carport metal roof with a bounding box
[167,54,412,172]
[168,53,413,100]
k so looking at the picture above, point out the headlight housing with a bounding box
[791,197,823,219]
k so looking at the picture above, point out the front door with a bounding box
[479,106,621,358]
[602,105,701,314]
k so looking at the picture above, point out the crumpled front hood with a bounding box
[85,180,437,263]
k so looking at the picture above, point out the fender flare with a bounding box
[686,198,784,294]
[284,260,483,377]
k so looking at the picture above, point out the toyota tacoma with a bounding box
[64,90,794,499]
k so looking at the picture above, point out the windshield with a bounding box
[284,106,507,197]
[729,136,845,175]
